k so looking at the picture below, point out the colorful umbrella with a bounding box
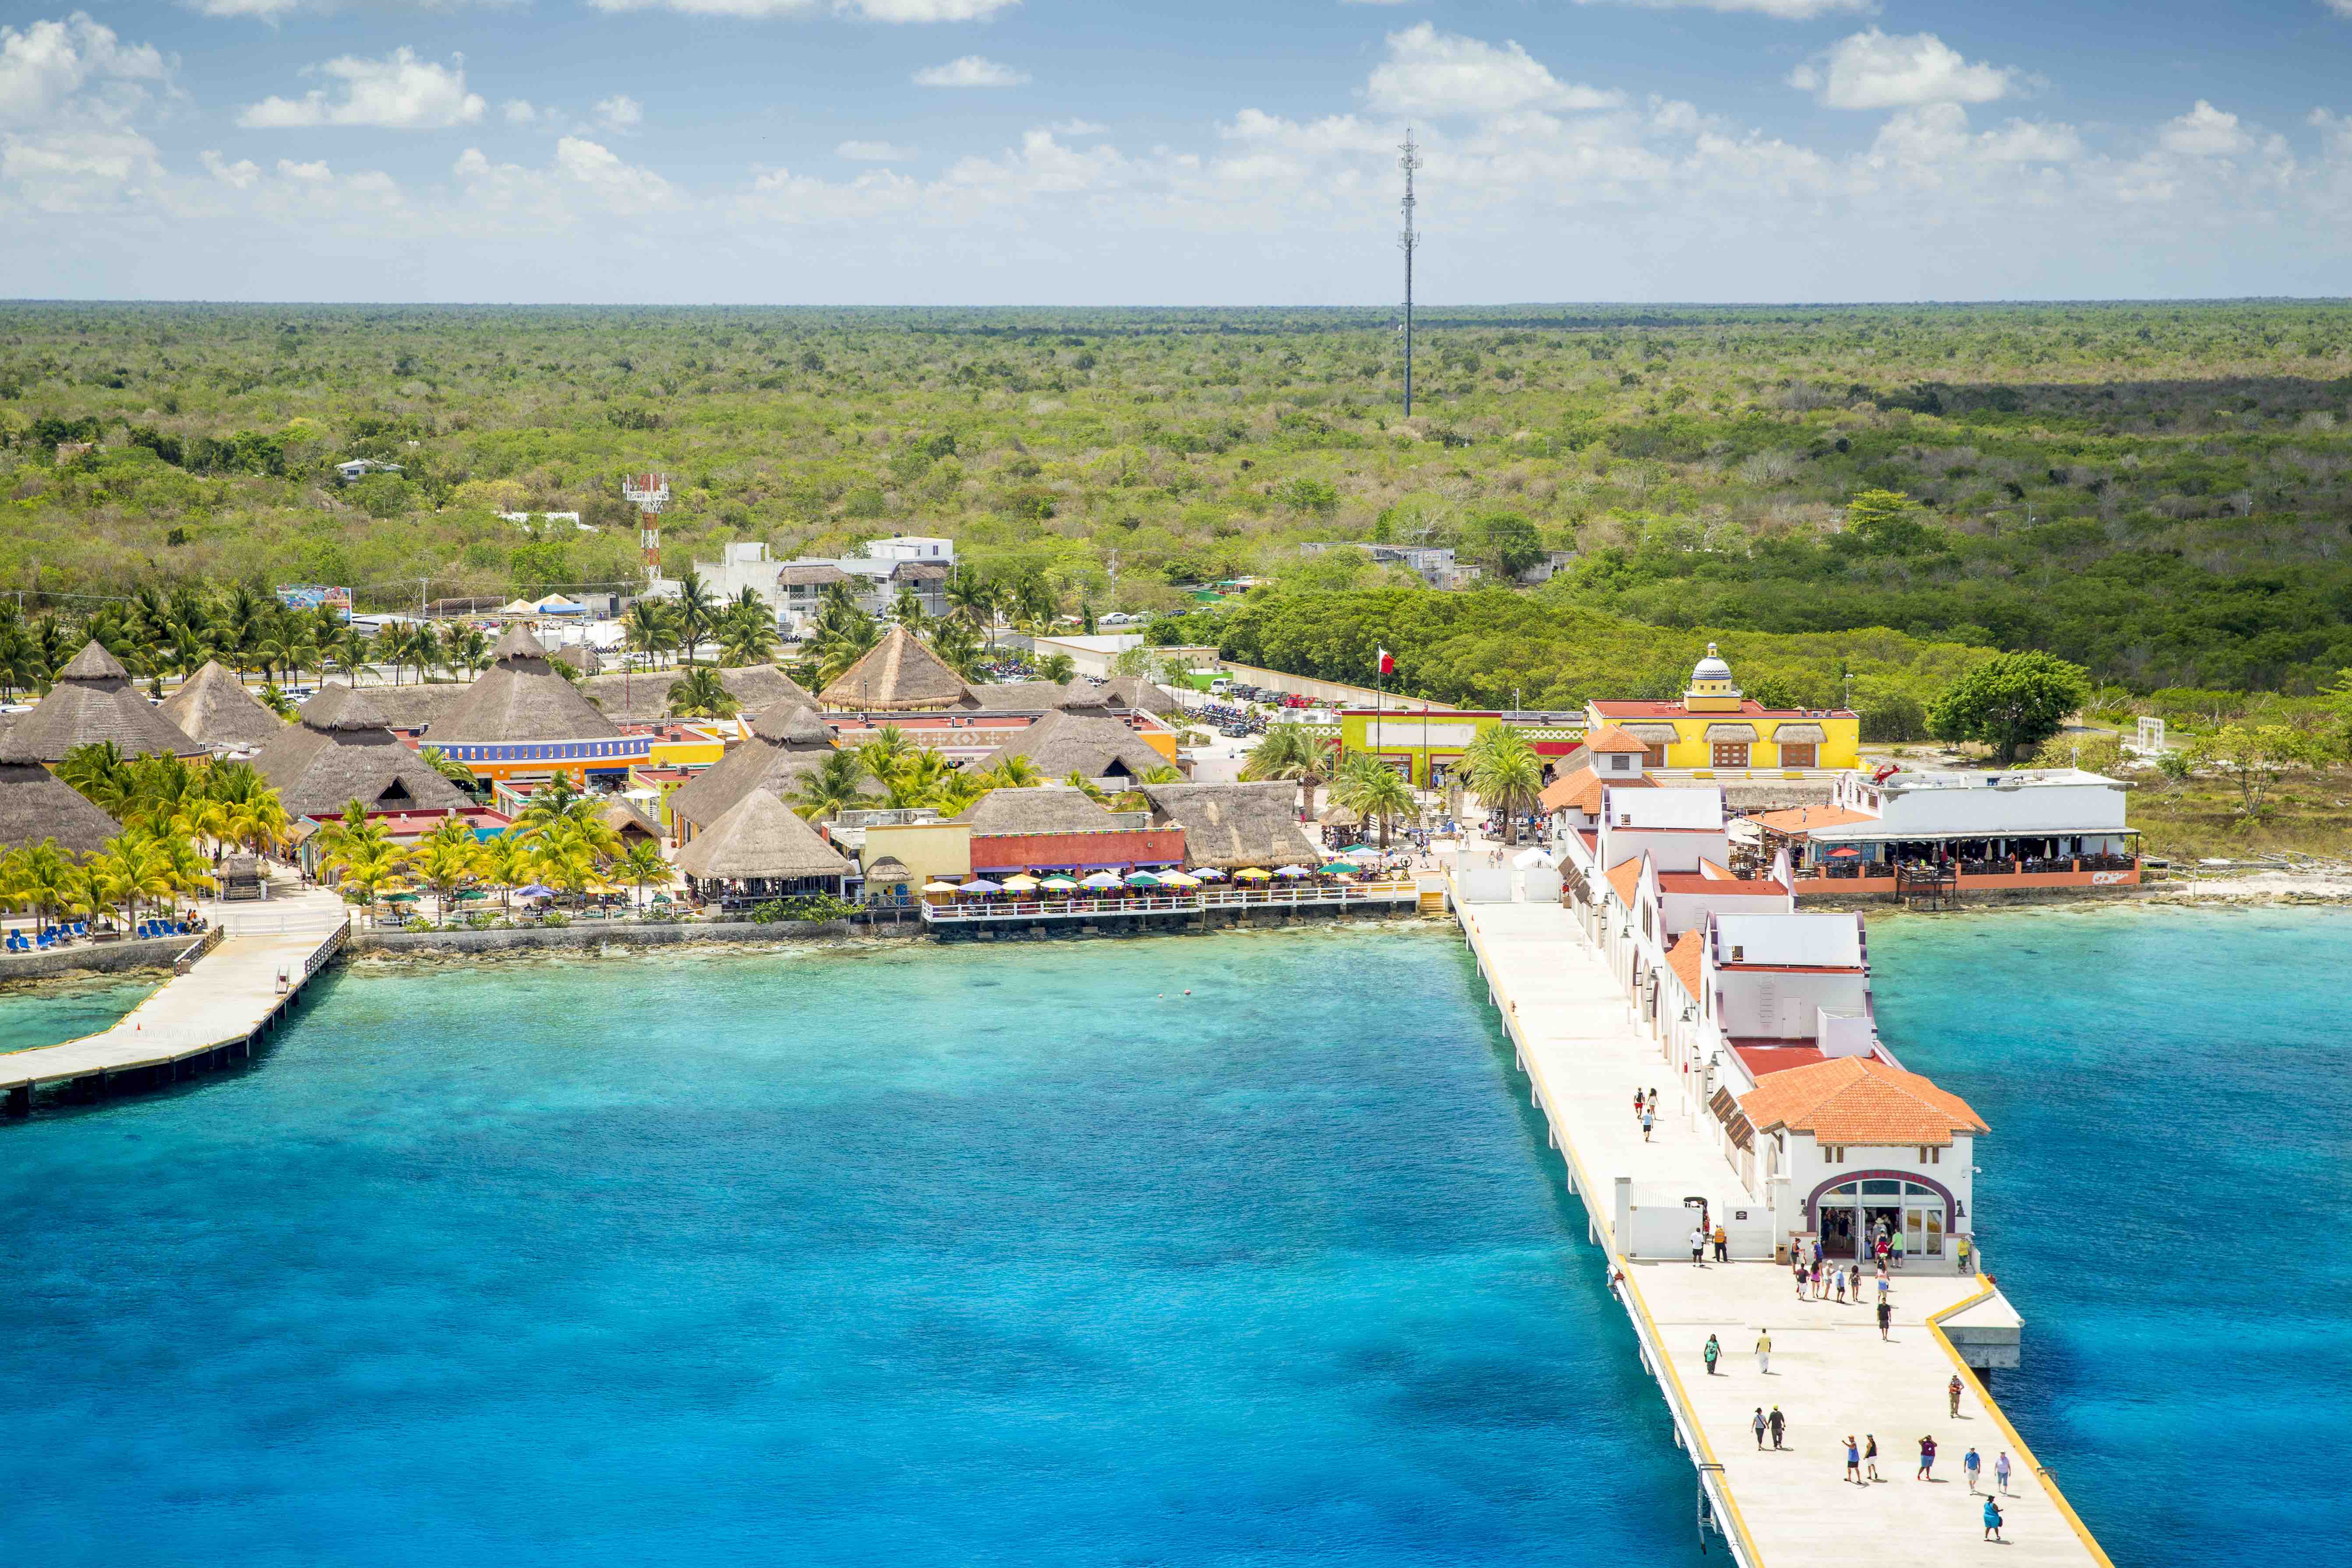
[1827,846,1861,858]
[1126,870,1164,887]
[1040,875,1078,890]
[1273,865,1311,878]
[1159,870,1202,888]
[1231,867,1271,881]
[922,880,964,893]
[1001,874,1042,892]
[516,883,555,898]
[1192,867,1228,881]
[960,878,1005,893]
[1080,872,1125,890]
[385,892,419,902]
[1318,861,1362,875]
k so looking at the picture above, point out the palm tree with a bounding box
[56,741,132,815]
[477,832,533,915]
[626,599,678,668]
[667,665,738,719]
[3,841,78,938]
[979,754,1045,789]
[616,838,670,911]
[718,600,778,668]
[408,816,482,924]
[419,746,479,789]
[1035,652,1077,683]
[929,769,989,817]
[855,724,917,783]
[330,838,408,925]
[881,748,953,810]
[1241,726,1334,819]
[1331,754,1416,851]
[803,610,880,689]
[372,622,407,685]
[334,625,375,684]
[944,572,999,650]
[448,626,493,678]
[926,618,986,682]
[1466,730,1544,845]
[672,569,717,665]
[790,751,869,821]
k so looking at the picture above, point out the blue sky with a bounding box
[6,0,2352,302]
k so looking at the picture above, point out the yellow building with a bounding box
[1585,645,1858,778]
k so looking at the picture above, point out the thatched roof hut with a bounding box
[673,786,851,889]
[819,625,971,711]
[666,701,851,837]
[436,625,621,743]
[0,731,123,856]
[10,641,205,763]
[1096,676,1177,717]
[963,680,1070,713]
[553,643,604,675]
[300,680,466,733]
[254,683,474,819]
[862,853,914,884]
[951,783,1121,835]
[975,710,1170,781]
[1140,781,1319,869]
[159,660,289,750]
[575,663,815,725]
[598,796,664,846]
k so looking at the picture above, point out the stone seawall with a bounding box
[0,935,188,984]
[349,919,879,955]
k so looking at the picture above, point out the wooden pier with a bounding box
[2,892,352,1114]
[920,879,1424,934]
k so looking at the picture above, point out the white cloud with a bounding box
[277,157,332,181]
[1869,103,2081,169]
[1366,23,1621,118]
[913,55,1028,87]
[1050,119,1108,135]
[1574,0,1868,15]
[1789,31,2016,110]
[2161,100,2253,156]
[2326,0,2352,17]
[586,0,1017,16]
[848,0,1018,18]
[0,14,167,126]
[237,48,485,130]
[1338,0,1413,7]
[594,93,642,131]
[502,98,537,125]
[188,0,308,16]
[837,138,916,160]
[201,148,258,187]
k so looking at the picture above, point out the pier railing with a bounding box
[919,881,1417,924]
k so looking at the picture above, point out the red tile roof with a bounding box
[1738,1056,1988,1147]
[1665,929,1704,999]
[1749,804,1876,835]
[1605,859,1642,909]
[1584,725,1651,753]
[1540,765,1654,815]
[1591,699,1856,720]
[1733,1044,1828,1078]
[1657,872,1787,896]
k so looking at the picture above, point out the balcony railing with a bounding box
[920,881,1418,924]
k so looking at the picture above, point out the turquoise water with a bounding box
[0,931,1707,1567]
[1872,906,2352,1567]
[0,978,151,1052]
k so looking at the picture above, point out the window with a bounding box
[1823,1144,1845,1164]
[1780,742,1817,769]
[1712,742,1749,768]
[1611,754,1632,772]
[1919,1146,1942,1164]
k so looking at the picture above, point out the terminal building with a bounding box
[1586,644,1858,781]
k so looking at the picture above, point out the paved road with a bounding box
[1455,876,2108,1568]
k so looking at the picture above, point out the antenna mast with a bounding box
[622,472,671,583]
[1398,128,1420,418]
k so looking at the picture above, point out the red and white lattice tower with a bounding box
[622,472,670,579]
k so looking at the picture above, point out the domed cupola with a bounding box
[1685,642,1743,713]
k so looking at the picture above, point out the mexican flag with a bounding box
[1377,646,1395,675]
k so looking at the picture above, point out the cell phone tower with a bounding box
[1398,128,1420,418]
[622,472,671,581]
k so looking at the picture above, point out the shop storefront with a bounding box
[1810,1171,1956,1262]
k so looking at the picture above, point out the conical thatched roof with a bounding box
[254,695,473,819]
[0,731,123,856]
[952,783,1121,835]
[819,625,971,711]
[1141,781,1319,870]
[674,787,852,883]
[667,701,850,835]
[9,640,205,762]
[301,680,466,732]
[159,661,288,749]
[574,663,815,725]
[436,626,622,743]
[717,663,815,713]
[554,643,604,675]
[597,796,663,843]
[977,710,1170,781]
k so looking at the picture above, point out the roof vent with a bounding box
[1730,944,1745,961]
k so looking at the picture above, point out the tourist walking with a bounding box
[1690,1225,1707,1266]
[1844,1435,1861,1484]
[1752,1408,1768,1449]
[1877,1299,1892,1340]
[1767,1406,1786,1450]
[1982,1497,2005,1542]
[1834,1265,1848,1304]
[1917,1435,1937,1480]
[1994,1451,2013,1495]
[1957,1233,1973,1272]
[1964,1446,1982,1493]
[1755,1330,1771,1374]
[1642,1108,1655,1141]
[1704,1334,1720,1375]
[1892,1228,1907,1270]
[1949,1374,1965,1418]
[1633,1088,1646,1120]
[1865,1434,1882,1482]
[1713,1223,1729,1263]
[1793,1256,1808,1299]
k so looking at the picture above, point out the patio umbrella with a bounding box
[922,880,964,893]
[960,878,1005,894]
[385,891,419,902]
[1079,872,1125,890]
[516,883,556,899]
[1318,861,1362,875]
[1040,875,1078,890]
[1514,847,1557,869]
[652,892,673,902]
[1193,867,1228,881]
[456,889,488,901]
[1159,870,1201,888]
[1231,867,1271,881]
[1001,874,1042,892]
[1126,870,1163,887]
[1273,865,1311,878]
[1826,846,1861,858]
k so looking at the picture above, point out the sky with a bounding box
[5,0,2352,303]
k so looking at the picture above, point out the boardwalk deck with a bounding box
[1453,873,2110,1568]
[2,890,350,1108]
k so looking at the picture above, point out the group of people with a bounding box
[1633,1085,1659,1141]
[1789,1239,1902,1339]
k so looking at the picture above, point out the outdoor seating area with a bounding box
[4,912,207,954]
[919,856,1418,924]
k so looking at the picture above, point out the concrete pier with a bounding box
[1,891,350,1110]
[1453,873,2112,1567]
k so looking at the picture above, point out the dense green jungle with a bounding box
[6,300,2352,724]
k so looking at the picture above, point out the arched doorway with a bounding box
[1809,1171,1953,1262]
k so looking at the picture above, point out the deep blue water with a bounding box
[1871,905,2352,1568]
[0,931,1706,1568]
